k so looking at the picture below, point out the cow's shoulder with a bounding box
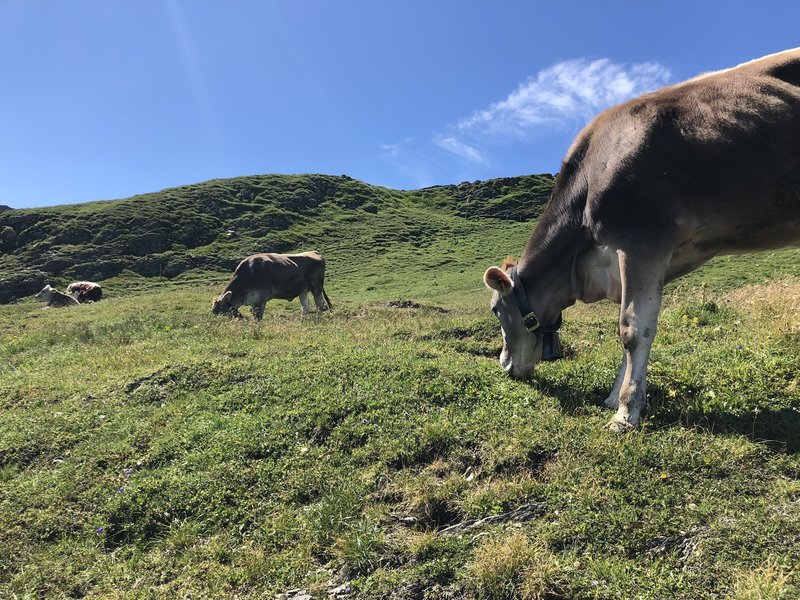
[237,253,277,270]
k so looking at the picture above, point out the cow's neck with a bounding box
[515,151,593,319]
[516,221,584,324]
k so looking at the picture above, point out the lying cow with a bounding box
[484,48,800,431]
[67,281,102,303]
[212,251,332,319]
[35,285,79,308]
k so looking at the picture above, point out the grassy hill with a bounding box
[0,174,554,303]
[1,174,799,598]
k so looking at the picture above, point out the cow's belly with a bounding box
[270,280,309,301]
[237,279,310,305]
[665,243,715,282]
[693,222,800,254]
[666,216,800,283]
[240,289,267,306]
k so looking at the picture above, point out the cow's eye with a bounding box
[492,307,500,318]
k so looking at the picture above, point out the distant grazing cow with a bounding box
[212,251,332,319]
[483,48,800,431]
[67,281,102,303]
[35,285,79,308]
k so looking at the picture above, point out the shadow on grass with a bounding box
[537,374,800,454]
[466,337,800,454]
[531,373,609,416]
[647,384,800,453]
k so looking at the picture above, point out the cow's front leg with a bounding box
[607,249,668,431]
[251,302,266,320]
[299,292,311,316]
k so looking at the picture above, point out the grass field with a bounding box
[2,220,800,598]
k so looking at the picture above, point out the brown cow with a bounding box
[35,285,79,308]
[212,251,332,319]
[483,48,800,431]
[67,281,102,303]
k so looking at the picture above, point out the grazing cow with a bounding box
[35,285,79,308]
[212,251,332,319]
[67,281,102,303]
[483,48,800,431]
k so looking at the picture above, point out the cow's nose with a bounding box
[501,357,532,379]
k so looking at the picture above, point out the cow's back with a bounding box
[285,251,326,282]
[575,48,800,254]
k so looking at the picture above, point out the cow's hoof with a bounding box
[604,417,636,433]
[603,394,620,410]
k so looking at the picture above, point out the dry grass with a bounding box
[727,556,799,600]
[465,531,562,599]
[722,278,800,326]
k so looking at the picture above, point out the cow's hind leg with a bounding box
[603,351,627,410]
[299,292,311,316]
[311,288,329,313]
[607,248,669,431]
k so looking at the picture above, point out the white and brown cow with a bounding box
[484,48,800,431]
[212,251,332,319]
[35,285,79,308]
[67,281,102,303]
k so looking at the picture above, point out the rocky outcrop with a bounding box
[0,269,47,304]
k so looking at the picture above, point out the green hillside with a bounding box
[1,174,799,598]
[0,174,554,303]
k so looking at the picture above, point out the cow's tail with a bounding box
[323,288,333,310]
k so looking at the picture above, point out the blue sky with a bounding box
[2,1,799,208]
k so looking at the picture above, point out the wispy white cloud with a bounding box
[379,144,401,159]
[377,137,436,188]
[437,58,672,161]
[432,135,487,165]
[379,58,671,185]
[379,137,414,159]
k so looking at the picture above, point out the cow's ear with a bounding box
[483,267,513,296]
[221,291,233,303]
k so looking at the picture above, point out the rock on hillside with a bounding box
[418,174,555,221]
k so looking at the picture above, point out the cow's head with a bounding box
[483,260,563,379]
[211,290,236,316]
[35,285,54,303]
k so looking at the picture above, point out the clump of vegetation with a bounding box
[465,532,563,599]
[727,556,799,600]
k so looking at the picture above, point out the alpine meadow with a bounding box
[1,173,799,598]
